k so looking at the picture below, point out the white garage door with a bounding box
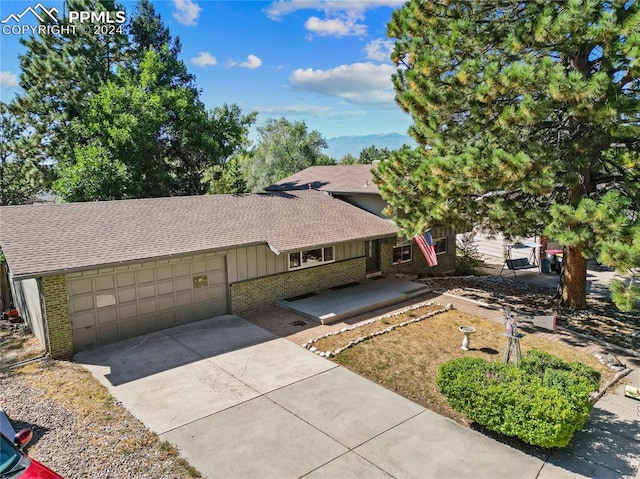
[68,255,227,350]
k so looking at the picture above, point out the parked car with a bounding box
[0,408,64,479]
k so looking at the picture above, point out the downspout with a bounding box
[37,276,52,357]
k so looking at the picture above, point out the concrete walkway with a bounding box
[75,308,640,478]
[275,277,431,324]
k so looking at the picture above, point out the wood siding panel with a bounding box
[256,245,268,277]
[226,250,238,283]
[246,246,258,279]
[231,240,371,283]
[265,247,277,275]
[236,248,248,281]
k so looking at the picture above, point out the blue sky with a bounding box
[0,0,413,139]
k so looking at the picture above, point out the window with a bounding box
[192,275,208,289]
[289,247,335,270]
[435,237,448,255]
[96,293,116,308]
[393,245,412,264]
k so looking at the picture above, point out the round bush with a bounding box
[436,351,599,448]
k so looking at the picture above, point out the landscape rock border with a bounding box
[302,300,453,358]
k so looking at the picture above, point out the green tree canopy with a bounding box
[10,0,255,203]
[243,118,333,191]
[376,0,640,310]
[341,145,391,164]
[54,50,255,201]
[0,102,45,205]
[12,0,127,165]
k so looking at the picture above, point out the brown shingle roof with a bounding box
[267,165,379,194]
[0,190,397,278]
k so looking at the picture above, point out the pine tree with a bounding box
[127,0,195,89]
[0,102,43,205]
[359,145,390,164]
[12,0,127,164]
[377,0,640,310]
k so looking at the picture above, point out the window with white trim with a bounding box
[392,244,412,264]
[435,237,448,255]
[289,247,335,270]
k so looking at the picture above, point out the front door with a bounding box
[366,239,381,274]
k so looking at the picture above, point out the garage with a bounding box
[68,253,227,350]
[1,191,400,357]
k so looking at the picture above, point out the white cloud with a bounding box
[228,54,263,70]
[255,104,333,115]
[172,0,201,26]
[365,38,394,62]
[266,0,403,39]
[191,52,217,67]
[290,62,396,107]
[305,16,366,37]
[0,71,19,88]
[265,0,405,20]
[254,104,367,119]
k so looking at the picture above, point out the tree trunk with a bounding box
[561,246,588,310]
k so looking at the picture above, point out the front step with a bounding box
[405,286,433,300]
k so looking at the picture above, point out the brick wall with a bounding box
[381,238,456,277]
[230,257,366,313]
[41,275,74,358]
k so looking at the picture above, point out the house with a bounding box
[267,164,457,279]
[0,190,398,357]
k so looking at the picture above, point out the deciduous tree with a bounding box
[243,118,333,191]
[52,1,255,201]
[55,51,255,200]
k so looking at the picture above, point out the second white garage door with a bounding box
[68,254,228,351]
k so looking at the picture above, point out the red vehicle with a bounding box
[0,422,64,479]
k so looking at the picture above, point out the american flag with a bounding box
[414,230,438,267]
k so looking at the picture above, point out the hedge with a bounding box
[436,351,600,448]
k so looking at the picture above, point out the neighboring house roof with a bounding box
[0,190,397,279]
[267,165,380,195]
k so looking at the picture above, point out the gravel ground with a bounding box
[422,275,640,353]
[0,344,200,478]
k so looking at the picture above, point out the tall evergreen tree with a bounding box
[0,103,43,205]
[377,0,640,310]
[360,145,391,164]
[128,0,179,56]
[127,0,194,89]
[12,0,127,164]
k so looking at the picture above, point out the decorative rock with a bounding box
[309,346,317,353]
[326,351,332,358]
[445,303,454,310]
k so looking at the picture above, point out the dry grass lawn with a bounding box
[325,309,614,425]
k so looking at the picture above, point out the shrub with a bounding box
[455,228,485,275]
[436,352,600,448]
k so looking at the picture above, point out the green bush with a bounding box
[436,352,600,448]
[455,230,485,275]
[518,350,601,389]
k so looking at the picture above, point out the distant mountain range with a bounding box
[325,133,415,160]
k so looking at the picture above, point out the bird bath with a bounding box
[459,326,477,351]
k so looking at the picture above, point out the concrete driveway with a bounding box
[75,314,637,479]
